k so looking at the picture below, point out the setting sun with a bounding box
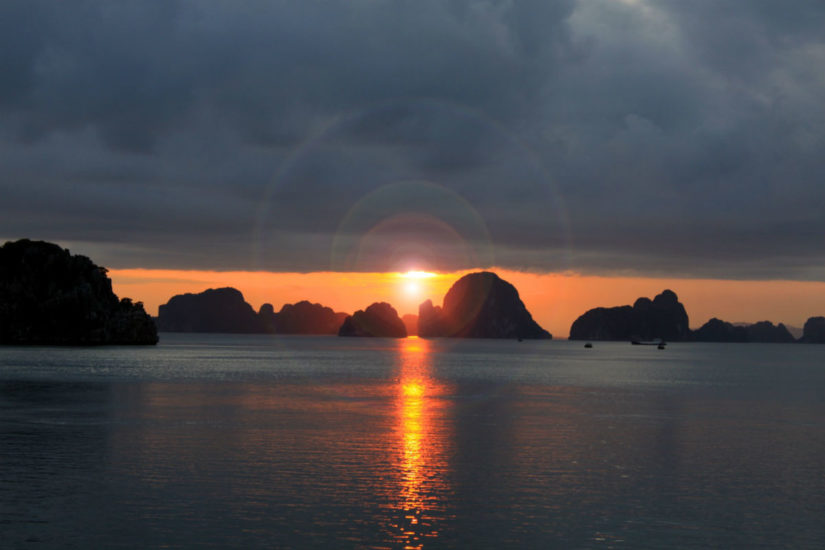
[404,281,421,297]
[400,271,437,300]
[390,270,451,314]
[4,0,825,547]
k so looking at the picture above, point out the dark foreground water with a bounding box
[1,335,824,549]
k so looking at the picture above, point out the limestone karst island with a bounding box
[3,239,825,345]
[0,240,157,345]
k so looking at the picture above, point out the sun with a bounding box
[397,270,437,303]
[404,281,421,297]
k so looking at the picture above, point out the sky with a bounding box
[3,1,825,334]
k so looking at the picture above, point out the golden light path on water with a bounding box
[392,336,449,549]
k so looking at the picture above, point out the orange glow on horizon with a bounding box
[109,267,825,339]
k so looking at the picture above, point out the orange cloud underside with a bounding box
[110,268,825,338]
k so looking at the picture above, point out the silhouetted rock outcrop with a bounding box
[418,299,446,338]
[693,318,794,343]
[569,289,689,341]
[692,318,749,342]
[270,300,348,334]
[157,287,265,333]
[0,239,157,345]
[339,302,407,337]
[418,272,551,339]
[800,316,825,343]
[745,321,795,343]
[159,292,349,335]
[258,303,278,332]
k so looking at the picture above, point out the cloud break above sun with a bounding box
[401,271,438,280]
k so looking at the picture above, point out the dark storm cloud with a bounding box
[1,0,824,279]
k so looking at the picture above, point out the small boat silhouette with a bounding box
[631,339,666,347]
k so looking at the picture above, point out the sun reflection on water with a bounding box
[392,336,450,549]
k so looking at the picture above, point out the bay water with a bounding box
[2,335,824,548]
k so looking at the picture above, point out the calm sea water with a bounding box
[1,335,824,549]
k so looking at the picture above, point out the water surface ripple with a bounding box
[2,335,824,548]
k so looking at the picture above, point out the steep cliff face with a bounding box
[800,316,825,343]
[157,287,264,333]
[339,302,407,337]
[569,289,689,341]
[418,272,551,339]
[0,239,157,345]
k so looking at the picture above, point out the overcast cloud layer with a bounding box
[2,0,824,279]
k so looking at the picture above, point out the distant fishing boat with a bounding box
[631,339,666,347]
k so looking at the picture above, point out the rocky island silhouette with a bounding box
[419,271,552,339]
[338,302,407,338]
[3,239,823,345]
[569,290,819,344]
[569,289,689,342]
[157,288,348,335]
[800,316,825,343]
[692,318,795,343]
[155,271,552,339]
[0,239,157,345]
[260,300,349,335]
